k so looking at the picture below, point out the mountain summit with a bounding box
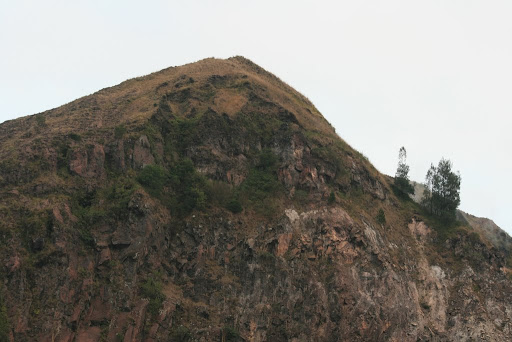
[0,57,511,341]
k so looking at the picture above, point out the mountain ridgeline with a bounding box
[0,57,511,342]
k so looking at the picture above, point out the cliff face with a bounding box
[413,181,512,268]
[0,57,511,342]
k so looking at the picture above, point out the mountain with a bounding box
[0,57,511,342]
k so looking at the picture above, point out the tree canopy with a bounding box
[394,147,414,196]
[422,158,461,221]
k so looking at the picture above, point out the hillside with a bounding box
[0,57,511,342]
[412,181,512,263]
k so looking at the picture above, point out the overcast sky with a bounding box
[1,1,511,234]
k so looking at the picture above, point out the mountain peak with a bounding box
[0,58,511,341]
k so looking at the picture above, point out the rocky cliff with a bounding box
[0,57,511,342]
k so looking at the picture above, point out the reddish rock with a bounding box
[52,207,64,224]
[69,144,105,178]
[63,203,78,222]
[275,233,293,257]
[148,323,159,340]
[123,326,135,342]
[75,327,101,342]
[56,329,75,342]
[132,135,154,169]
[5,254,20,273]
[86,297,112,324]
[117,140,126,170]
[71,305,83,323]
[121,299,149,342]
[208,246,215,259]
[69,149,88,177]
[15,314,28,334]
[98,248,111,266]
[59,287,75,304]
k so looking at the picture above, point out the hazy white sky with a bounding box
[1,1,511,234]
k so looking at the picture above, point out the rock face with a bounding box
[0,57,511,341]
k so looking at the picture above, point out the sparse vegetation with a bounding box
[114,125,127,139]
[226,198,242,213]
[424,213,464,243]
[168,158,207,216]
[135,158,209,218]
[103,177,137,217]
[206,180,242,213]
[240,149,281,217]
[169,325,191,342]
[137,164,167,196]
[140,274,165,317]
[328,191,336,204]
[258,250,276,265]
[35,114,46,127]
[68,133,81,141]
[293,189,309,206]
[247,152,275,191]
[164,117,200,155]
[376,209,386,225]
[71,178,137,247]
[222,326,240,341]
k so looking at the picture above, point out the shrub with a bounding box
[78,227,95,247]
[328,191,336,204]
[223,326,240,341]
[170,325,191,342]
[506,255,512,268]
[137,165,168,195]
[258,149,278,169]
[54,140,71,178]
[35,114,46,127]
[104,178,137,217]
[114,125,127,139]
[242,149,280,201]
[168,159,207,216]
[72,190,106,222]
[259,251,275,265]
[293,189,309,204]
[205,180,244,213]
[68,133,81,141]
[226,199,242,213]
[140,275,165,317]
[207,180,232,206]
[243,169,278,196]
[376,209,386,225]
[468,232,482,245]
[163,117,199,155]
[238,149,283,218]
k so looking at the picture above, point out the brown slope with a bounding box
[0,56,332,147]
[458,211,512,256]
